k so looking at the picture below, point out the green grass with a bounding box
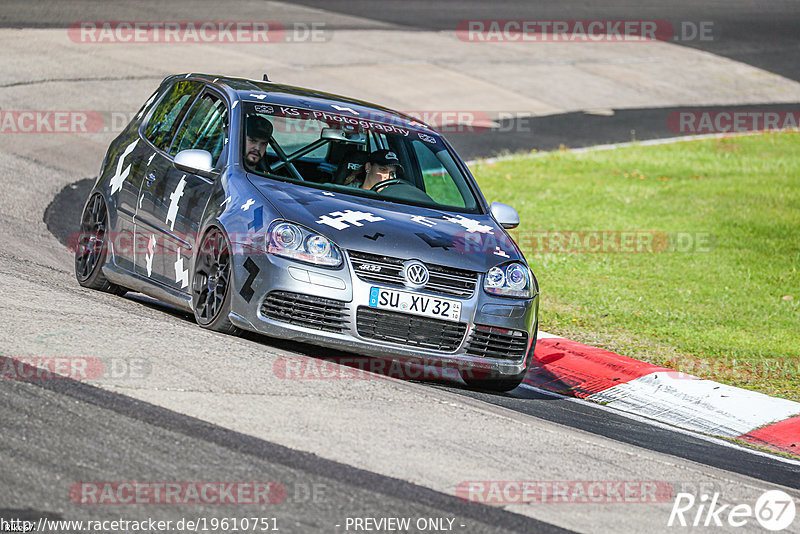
[423,171,464,207]
[471,132,800,402]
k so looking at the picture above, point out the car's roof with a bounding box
[174,73,437,133]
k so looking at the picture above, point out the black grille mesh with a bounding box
[356,306,467,351]
[261,291,349,333]
[466,325,529,361]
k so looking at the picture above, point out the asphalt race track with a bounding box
[2,2,799,533]
[292,0,800,157]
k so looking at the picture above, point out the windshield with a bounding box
[241,102,481,213]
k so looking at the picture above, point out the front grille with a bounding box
[348,250,477,298]
[466,325,529,361]
[356,306,467,352]
[261,291,349,333]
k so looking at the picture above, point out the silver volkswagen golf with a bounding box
[75,73,539,391]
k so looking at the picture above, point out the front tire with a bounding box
[74,193,127,295]
[192,228,240,335]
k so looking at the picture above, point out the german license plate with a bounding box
[368,287,461,322]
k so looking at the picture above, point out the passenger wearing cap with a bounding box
[352,149,403,191]
[244,115,273,169]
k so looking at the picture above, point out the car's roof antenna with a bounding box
[263,74,270,82]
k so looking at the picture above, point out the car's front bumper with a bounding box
[228,249,538,379]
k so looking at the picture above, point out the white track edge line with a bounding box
[518,383,800,468]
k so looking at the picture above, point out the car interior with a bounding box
[248,114,426,192]
[243,111,479,212]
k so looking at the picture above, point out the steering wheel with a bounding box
[370,179,405,192]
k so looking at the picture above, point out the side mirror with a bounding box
[489,202,520,229]
[173,149,218,179]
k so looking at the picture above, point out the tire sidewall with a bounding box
[192,227,236,331]
[74,192,111,288]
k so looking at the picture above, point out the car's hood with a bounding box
[247,175,524,273]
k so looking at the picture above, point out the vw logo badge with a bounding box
[402,260,429,288]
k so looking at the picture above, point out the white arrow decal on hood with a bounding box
[316,210,385,231]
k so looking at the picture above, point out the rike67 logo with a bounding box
[668,489,796,531]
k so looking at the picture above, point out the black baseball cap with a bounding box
[246,115,273,140]
[367,149,403,170]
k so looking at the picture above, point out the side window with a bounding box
[411,140,466,208]
[170,93,228,164]
[143,80,202,151]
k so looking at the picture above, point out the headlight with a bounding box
[484,262,533,298]
[273,222,302,250]
[267,221,342,267]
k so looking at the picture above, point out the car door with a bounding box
[133,80,204,285]
[104,135,154,273]
[137,88,229,292]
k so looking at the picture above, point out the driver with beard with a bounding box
[243,115,273,170]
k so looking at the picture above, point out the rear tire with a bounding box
[192,228,240,335]
[74,193,127,296]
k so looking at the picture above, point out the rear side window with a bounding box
[143,80,202,151]
[170,93,228,164]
